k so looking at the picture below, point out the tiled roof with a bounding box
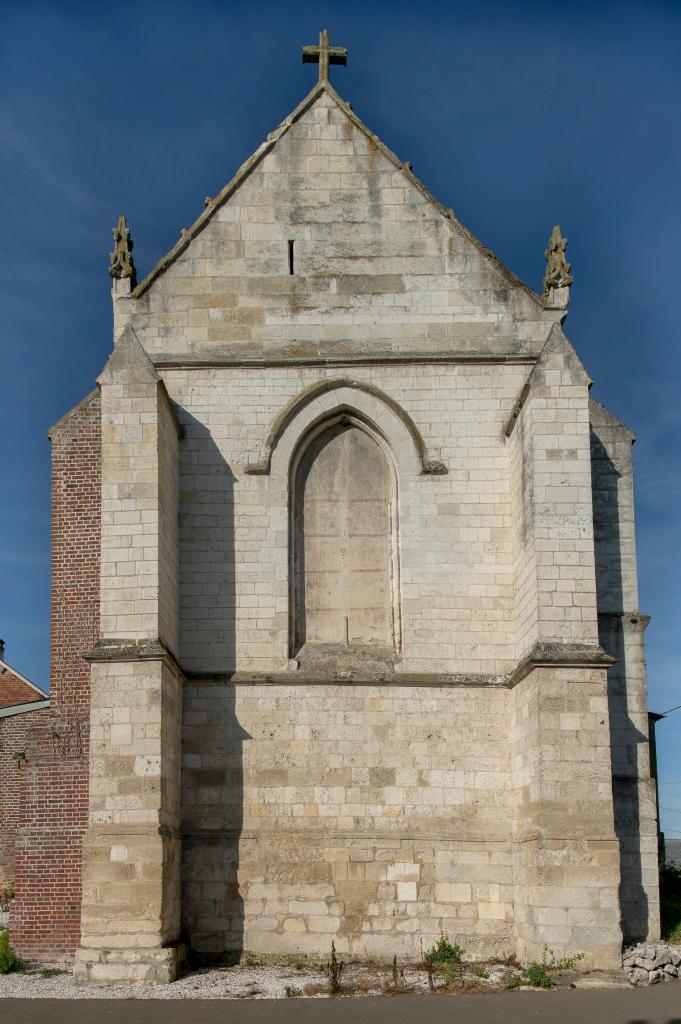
[0,661,48,709]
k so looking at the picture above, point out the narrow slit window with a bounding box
[288,239,295,275]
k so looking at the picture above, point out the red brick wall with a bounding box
[0,666,47,708]
[10,390,100,960]
[0,709,49,890]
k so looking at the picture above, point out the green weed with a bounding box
[541,944,584,971]
[0,930,23,975]
[424,936,464,966]
[522,962,551,988]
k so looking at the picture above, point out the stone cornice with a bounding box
[86,637,184,680]
[84,822,182,841]
[89,638,616,689]
[182,826,511,845]
[155,353,539,370]
[185,671,507,688]
[508,641,615,688]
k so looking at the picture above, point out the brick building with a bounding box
[8,392,100,959]
[0,644,50,891]
[10,34,659,983]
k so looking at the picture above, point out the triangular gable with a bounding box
[132,81,543,310]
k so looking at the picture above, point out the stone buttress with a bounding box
[74,324,185,985]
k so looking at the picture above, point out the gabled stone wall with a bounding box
[11,79,658,978]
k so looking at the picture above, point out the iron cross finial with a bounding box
[302,29,348,83]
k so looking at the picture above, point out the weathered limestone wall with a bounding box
[509,394,539,658]
[75,658,183,984]
[590,399,660,942]
[293,422,395,650]
[504,331,623,968]
[167,362,528,676]
[509,329,600,659]
[114,89,551,363]
[182,681,515,960]
[510,665,622,968]
[97,328,180,649]
[158,385,180,657]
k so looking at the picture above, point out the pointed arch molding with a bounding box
[245,379,447,476]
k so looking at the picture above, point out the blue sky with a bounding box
[1,0,680,831]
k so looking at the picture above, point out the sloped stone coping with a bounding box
[623,943,681,985]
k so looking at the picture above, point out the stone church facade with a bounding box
[10,37,659,983]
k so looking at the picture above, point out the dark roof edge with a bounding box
[0,659,49,699]
[0,698,51,719]
[47,389,99,440]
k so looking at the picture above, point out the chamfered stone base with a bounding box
[73,943,188,986]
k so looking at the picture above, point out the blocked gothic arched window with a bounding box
[291,416,398,657]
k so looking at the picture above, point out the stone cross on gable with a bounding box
[302,30,348,83]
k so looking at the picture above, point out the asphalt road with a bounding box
[3,987,681,1024]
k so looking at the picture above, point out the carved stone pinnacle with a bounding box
[543,224,573,295]
[109,215,137,287]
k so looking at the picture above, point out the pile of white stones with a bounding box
[623,943,681,985]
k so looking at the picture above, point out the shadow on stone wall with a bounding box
[181,686,250,962]
[591,428,649,943]
[179,413,249,962]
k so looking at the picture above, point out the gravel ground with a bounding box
[0,959,515,1000]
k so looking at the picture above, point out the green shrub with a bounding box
[424,936,464,966]
[284,985,301,998]
[474,967,490,979]
[0,929,23,975]
[40,968,64,978]
[522,962,551,988]
[444,962,461,986]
